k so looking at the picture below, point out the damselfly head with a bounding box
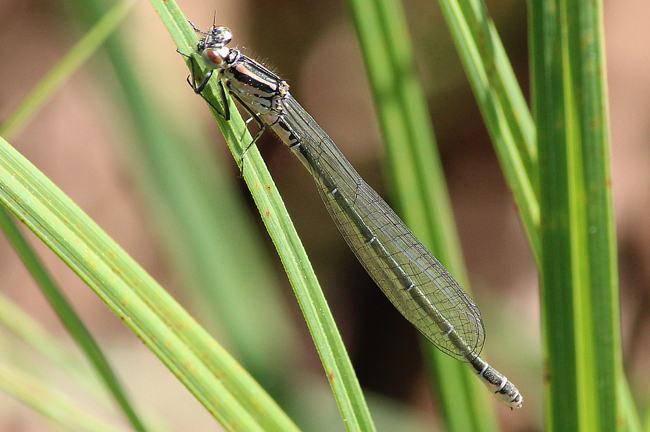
[204,25,233,49]
[191,24,233,70]
[189,20,232,52]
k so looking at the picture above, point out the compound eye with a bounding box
[203,48,224,67]
[219,26,233,45]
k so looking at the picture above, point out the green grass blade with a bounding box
[531,0,577,425]
[0,293,89,376]
[0,134,299,431]
[346,0,501,429]
[0,0,292,426]
[0,0,137,140]
[0,207,149,432]
[531,0,625,430]
[437,0,540,261]
[0,292,127,408]
[0,362,125,432]
[151,1,376,430]
[620,378,641,432]
[564,0,623,429]
[66,0,298,390]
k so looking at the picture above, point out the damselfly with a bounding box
[180,22,523,409]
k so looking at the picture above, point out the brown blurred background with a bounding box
[0,0,647,430]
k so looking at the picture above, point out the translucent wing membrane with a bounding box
[280,96,485,361]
